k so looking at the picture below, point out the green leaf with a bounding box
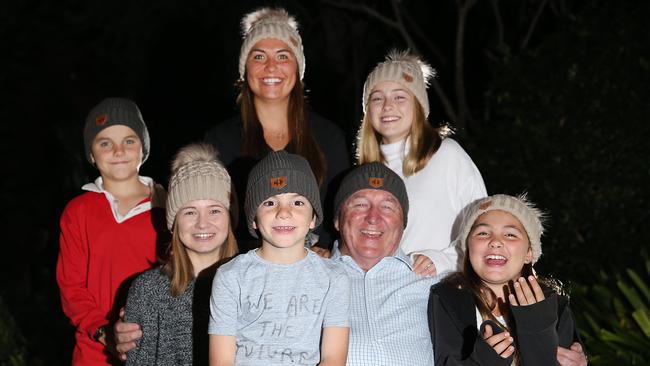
[618,280,646,311]
[628,268,650,305]
[632,308,650,339]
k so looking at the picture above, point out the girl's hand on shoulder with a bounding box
[509,276,545,306]
[482,324,515,359]
[412,254,437,277]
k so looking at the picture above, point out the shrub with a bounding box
[574,258,650,364]
[0,296,27,366]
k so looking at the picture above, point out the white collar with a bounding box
[82,176,158,223]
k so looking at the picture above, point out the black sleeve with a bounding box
[556,296,585,351]
[510,293,561,366]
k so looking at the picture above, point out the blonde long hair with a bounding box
[356,98,448,176]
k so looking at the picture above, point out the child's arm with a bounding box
[509,276,562,366]
[209,335,236,366]
[56,204,107,344]
[208,265,239,366]
[319,327,349,366]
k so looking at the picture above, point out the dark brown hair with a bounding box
[237,76,327,186]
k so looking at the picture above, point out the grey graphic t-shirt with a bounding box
[209,249,350,365]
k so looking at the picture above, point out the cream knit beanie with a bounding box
[238,7,305,81]
[457,194,545,264]
[166,143,231,230]
[362,50,436,118]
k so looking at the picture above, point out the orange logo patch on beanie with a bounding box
[402,72,413,82]
[369,177,384,188]
[271,176,287,189]
[95,114,108,126]
[479,201,492,210]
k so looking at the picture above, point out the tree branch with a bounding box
[323,0,399,29]
[401,6,447,67]
[489,0,504,48]
[520,0,548,51]
[453,0,477,133]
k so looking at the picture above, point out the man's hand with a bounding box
[412,254,437,277]
[557,342,587,366]
[114,308,143,361]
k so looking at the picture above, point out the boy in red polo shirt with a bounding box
[57,98,167,365]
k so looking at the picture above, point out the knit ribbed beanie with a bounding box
[166,143,231,230]
[84,97,150,164]
[362,50,436,118]
[238,7,305,80]
[245,150,322,237]
[334,162,409,227]
[457,194,545,264]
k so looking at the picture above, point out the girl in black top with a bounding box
[428,194,586,365]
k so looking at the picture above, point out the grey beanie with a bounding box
[363,50,436,118]
[245,150,322,237]
[83,97,150,164]
[457,194,545,264]
[166,143,231,230]
[334,162,409,227]
[238,7,305,81]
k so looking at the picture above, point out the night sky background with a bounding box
[1,0,648,364]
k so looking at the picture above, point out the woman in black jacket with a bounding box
[428,194,586,365]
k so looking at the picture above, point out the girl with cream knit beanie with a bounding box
[357,50,487,277]
[428,194,586,365]
[122,143,238,365]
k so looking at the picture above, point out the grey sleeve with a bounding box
[124,274,159,366]
[209,268,238,336]
[322,271,351,328]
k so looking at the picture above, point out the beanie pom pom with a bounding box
[514,192,546,236]
[385,49,436,86]
[171,143,220,175]
[241,7,299,37]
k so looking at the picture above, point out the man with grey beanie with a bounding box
[328,162,437,365]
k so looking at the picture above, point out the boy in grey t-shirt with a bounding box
[208,151,350,366]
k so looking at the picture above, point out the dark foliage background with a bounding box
[0,0,647,363]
